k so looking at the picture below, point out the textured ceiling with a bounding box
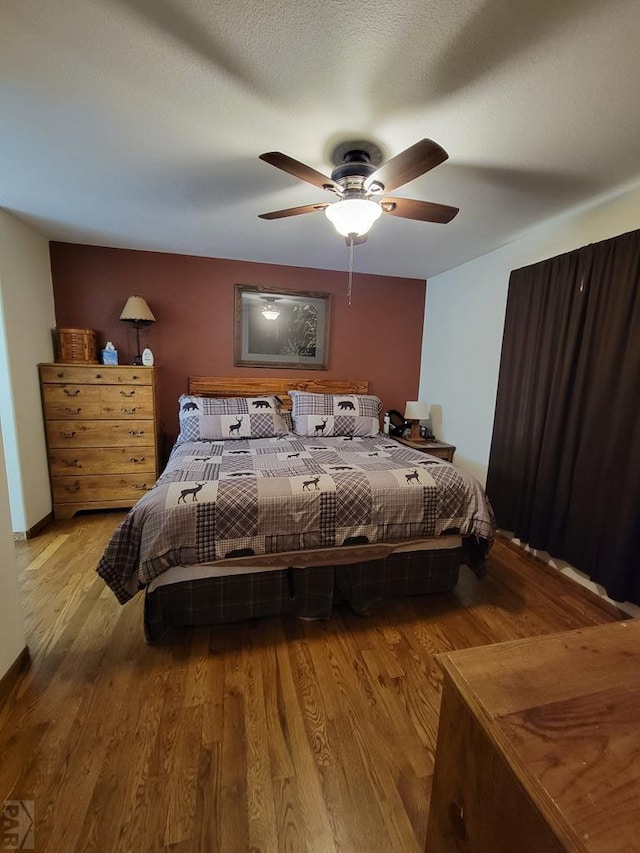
[2,0,640,279]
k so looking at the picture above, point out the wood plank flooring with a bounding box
[1,513,625,852]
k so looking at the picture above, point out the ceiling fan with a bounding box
[258,138,459,244]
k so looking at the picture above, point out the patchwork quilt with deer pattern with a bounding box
[97,435,495,604]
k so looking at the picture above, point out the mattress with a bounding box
[147,534,463,591]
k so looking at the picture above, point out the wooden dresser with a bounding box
[39,364,159,519]
[426,619,638,853]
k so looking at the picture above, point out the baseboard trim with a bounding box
[0,646,30,710]
[496,532,628,620]
[13,511,54,541]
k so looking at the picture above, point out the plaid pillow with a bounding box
[176,395,290,442]
[289,391,382,437]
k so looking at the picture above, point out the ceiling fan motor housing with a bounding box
[331,150,377,185]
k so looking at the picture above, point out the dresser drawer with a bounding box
[46,419,156,448]
[52,474,155,504]
[422,445,455,462]
[99,385,154,418]
[43,385,102,418]
[43,384,154,419]
[39,365,153,385]
[48,446,156,476]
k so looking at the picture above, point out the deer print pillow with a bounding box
[289,391,382,437]
[176,395,290,443]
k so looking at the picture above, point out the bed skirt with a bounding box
[143,543,462,644]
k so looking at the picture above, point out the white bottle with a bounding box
[383,412,390,435]
[141,347,154,366]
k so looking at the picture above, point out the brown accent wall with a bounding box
[49,243,425,456]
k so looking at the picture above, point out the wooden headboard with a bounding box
[188,376,368,410]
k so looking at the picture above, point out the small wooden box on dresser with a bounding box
[39,364,159,519]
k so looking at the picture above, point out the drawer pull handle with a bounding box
[57,372,64,378]
[63,459,80,468]
[95,373,102,379]
[121,407,137,414]
[60,431,76,439]
[65,484,81,494]
[449,800,466,840]
[120,390,135,397]
[130,457,146,464]
[133,483,148,490]
[63,389,80,397]
[65,407,81,414]
[129,430,144,436]
[119,375,140,382]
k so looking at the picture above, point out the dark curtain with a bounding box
[486,228,640,603]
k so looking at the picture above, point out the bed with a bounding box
[97,377,495,642]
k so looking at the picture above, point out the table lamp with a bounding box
[119,296,156,365]
[404,400,430,441]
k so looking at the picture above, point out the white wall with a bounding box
[420,178,640,485]
[0,426,26,679]
[0,208,55,532]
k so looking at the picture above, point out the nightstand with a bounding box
[393,436,456,462]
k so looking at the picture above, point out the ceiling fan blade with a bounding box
[380,197,459,223]
[259,152,343,194]
[365,139,449,193]
[258,202,330,220]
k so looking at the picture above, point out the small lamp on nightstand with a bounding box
[404,400,430,441]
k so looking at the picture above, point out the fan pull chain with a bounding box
[347,235,354,307]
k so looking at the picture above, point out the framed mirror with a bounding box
[234,284,330,370]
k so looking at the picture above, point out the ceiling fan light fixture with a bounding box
[261,302,280,320]
[325,198,382,237]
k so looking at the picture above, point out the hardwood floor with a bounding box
[1,514,625,852]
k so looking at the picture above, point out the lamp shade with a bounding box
[119,295,156,323]
[325,198,383,237]
[404,401,430,421]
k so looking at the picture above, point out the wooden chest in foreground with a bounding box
[427,619,639,852]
